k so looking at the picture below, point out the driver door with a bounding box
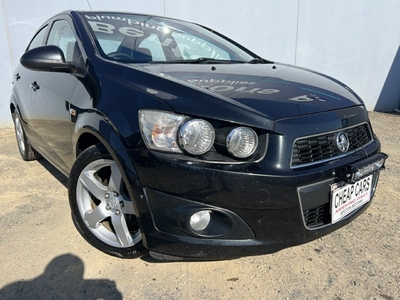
[30,18,80,173]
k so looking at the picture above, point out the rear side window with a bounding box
[47,20,77,62]
[27,25,48,51]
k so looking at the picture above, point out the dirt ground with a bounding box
[0,112,399,300]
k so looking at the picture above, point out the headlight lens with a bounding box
[226,127,258,158]
[139,110,185,152]
[179,119,215,155]
[139,110,259,159]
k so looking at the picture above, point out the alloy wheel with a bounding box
[76,158,141,248]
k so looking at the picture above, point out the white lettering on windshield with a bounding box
[85,14,182,33]
[86,14,229,60]
[88,21,144,37]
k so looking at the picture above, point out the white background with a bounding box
[1,0,399,127]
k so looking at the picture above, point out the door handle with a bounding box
[30,81,40,91]
[14,73,20,81]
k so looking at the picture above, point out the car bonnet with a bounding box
[141,63,363,118]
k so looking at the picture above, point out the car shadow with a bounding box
[0,254,122,299]
[37,157,68,188]
[375,45,400,111]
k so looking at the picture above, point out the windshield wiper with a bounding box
[151,58,246,64]
[248,57,274,64]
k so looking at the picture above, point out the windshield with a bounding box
[81,13,256,63]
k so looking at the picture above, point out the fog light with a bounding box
[189,211,211,231]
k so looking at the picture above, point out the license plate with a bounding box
[331,174,373,224]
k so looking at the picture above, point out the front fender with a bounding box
[72,112,148,235]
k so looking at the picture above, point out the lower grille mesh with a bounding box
[303,203,330,228]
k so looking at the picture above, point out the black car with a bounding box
[10,10,387,260]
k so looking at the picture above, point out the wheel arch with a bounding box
[73,113,142,186]
[10,94,26,125]
[72,112,146,233]
[10,84,22,116]
[10,103,16,114]
[10,103,26,127]
[10,97,22,119]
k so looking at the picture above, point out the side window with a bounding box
[27,25,48,51]
[47,20,78,62]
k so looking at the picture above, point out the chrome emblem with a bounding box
[336,132,350,153]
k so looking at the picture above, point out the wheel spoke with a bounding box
[84,202,110,229]
[121,196,136,215]
[79,170,108,200]
[109,162,122,192]
[108,162,136,214]
[111,214,133,247]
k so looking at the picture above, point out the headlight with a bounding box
[226,127,258,158]
[139,110,259,159]
[178,119,215,155]
[139,110,185,153]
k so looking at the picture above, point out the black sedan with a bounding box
[10,11,387,260]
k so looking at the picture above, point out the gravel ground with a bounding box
[0,111,399,300]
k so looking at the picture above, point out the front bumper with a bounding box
[123,106,387,260]
[129,147,386,260]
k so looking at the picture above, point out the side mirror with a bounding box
[20,45,78,73]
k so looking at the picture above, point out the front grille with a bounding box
[303,203,330,228]
[292,123,372,167]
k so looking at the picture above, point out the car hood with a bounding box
[108,62,363,130]
[140,63,362,118]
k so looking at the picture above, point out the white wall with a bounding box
[295,1,400,112]
[1,0,399,127]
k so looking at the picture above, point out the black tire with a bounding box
[12,112,41,161]
[68,144,146,258]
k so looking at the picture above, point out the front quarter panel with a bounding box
[70,72,177,235]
